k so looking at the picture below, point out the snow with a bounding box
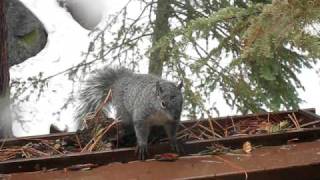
[9,0,320,137]
[11,0,91,136]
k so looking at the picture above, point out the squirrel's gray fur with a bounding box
[75,67,183,160]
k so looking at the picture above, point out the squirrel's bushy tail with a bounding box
[74,67,131,128]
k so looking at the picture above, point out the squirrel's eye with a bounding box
[161,101,166,109]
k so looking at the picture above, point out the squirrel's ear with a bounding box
[177,80,183,90]
[156,81,163,95]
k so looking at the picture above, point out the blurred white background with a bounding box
[10,0,320,137]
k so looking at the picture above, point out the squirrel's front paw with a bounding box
[135,144,148,161]
[171,141,185,155]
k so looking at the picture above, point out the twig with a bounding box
[41,142,64,155]
[75,134,83,150]
[207,115,216,138]
[81,89,116,152]
[82,120,120,152]
[177,133,189,140]
[0,139,6,150]
[300,120,320,128]
[225,152,251,157]
[89,120,120,152]
[23,147,49,157]
[66,163,98,171]
[230,133,249,137]
[200,131,215,139]
[0,154,16,161]
[83,89,112,127]
[231,117,236,132]
[224,129,229,137]
[179,123,202,140]
[21,148,30,158]
[215,155,248,180]
[93,89,112,119]
[177,120,201,136]
[292,113,301,129]
[288,114,300,129]
[211,118,225,132]
[116,122,119,148]
[198,124,223,138]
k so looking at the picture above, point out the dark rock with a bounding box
[5,0,48,67]
[50,124,68,134]
[65,0,103,30]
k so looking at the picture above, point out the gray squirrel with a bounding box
[75,67,183,160]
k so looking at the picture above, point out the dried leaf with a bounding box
[54,143,61,150]
[257,122,272,132]
[154,153,179,161]
[66,163,98,171]
[242,141,252,154]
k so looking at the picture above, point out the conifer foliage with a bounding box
[84,0,320,117]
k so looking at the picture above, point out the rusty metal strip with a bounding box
[0,132,76,147]
[181,163,320,180]
[7,140,320,180]
[183,127,320,153]
[0,108,318,174]
[179,108,316,135]
[0,108,315,146]
[298,109,320,120]
[1,127,320,174]
[185,108,315,125]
